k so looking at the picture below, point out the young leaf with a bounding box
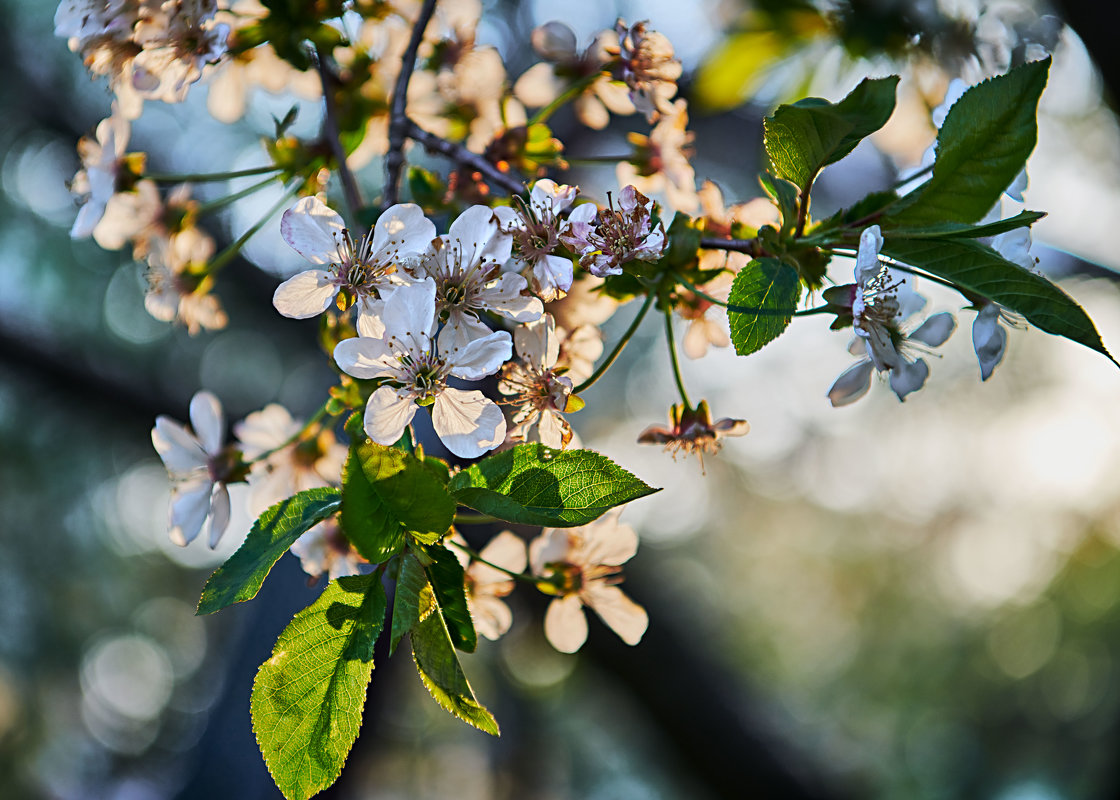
[881,210,1045,240]
[889,59,1050,225]
[882,237,1117,366]
[758,171,799,235]
[420,543,477,653]
[727,258,803,356]
[340,425,456,562]
[251,574,387,800]
[449,445,659,527]
[390,554,431,657]
[763,76,899,191]
[411,600,499,736]
[196,488,341,616]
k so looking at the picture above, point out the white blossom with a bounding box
[450,531,528,641]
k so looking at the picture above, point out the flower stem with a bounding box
[890,161,934,191]
[384,0,439,208]
[698,237,760,255]
[664,309,692,407]
[528,72,604,126]
[142,164,281,182]
[193,174,281,216]
[572,291,656,394]
[206,181,302,275]
[565,155,634,165]
[446,539,542,585]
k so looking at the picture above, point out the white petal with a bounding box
[827,360,874,407]
[169,479,213,546]
[272,270,338,318]
[280,197,346,264]
[333,336,397,379]
[910,312,956,347]
[447,330,513,381]
[364,386,417,446]
[584,585,648,645]
[513,62,563,108]
[189,391,224,456]
[532,254,574,300]
[514,315,559,370]
[481,272,543,322]
[438,310,494,355]
[208,483,231,549]
[544,595,588,653]
[370,203,436,259]
[582,518,639,566]
[856,225,884,283]
[479,530,528,575]
[152,417,207,474]
[889,358,930,401]
[355,297,387,338]
[382,278,437,357]
[432,388,506,458]
[446,205,512,267]
[472,595,514,640]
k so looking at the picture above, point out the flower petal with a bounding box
[281,196,345,264]
[910,312,956,347]
[446,330,513,381]
[472,595,514,641]
[855,225,884,283]
[431,388,506,458]
[827,360,874,407]
[168,478,213,546]
[208,482,231,549]
[189,391,224,456]
[382,278,437,357]
[272,269,337,319]
[370,203,436,260]
[333,336,397,379]
[889,358,930,401]
[364,386,418,446]
[544,595,588,653]
[584,584,648,645]
[479,530,528,575]
[152,417,207,474]
[480,272,544,323]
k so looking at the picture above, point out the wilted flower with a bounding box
[561,186,666,278]
[151,390,244,547]
[332,278,512,458]
[612,18,681,122]
[495,179,581,301]
[529,512,647,653]
[450,531,528,641]
[638,400,748,471]
[274,197,435,335]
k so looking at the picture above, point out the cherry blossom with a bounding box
[530,512,648,653]
[612,19,681,122]
[616,99,698,214]
[638,400,748,471]
[332,278,512,458]
[494,180,580,301]
[69,109,133,239]
[450,531,528,641]
[499,314,583,448]
[561,186,666,278]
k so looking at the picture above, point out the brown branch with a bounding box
[315,46,363,221]
[405,119,527,196]
[384,0,440,207]
[699,237,761,256]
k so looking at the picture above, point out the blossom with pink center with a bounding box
[530,512,647,653]
[332,278,512,459]
[560,186,666,278]
[612,19,681,123]
[274,197,436,336]
[151,390,240,548]
[494,180,581,301]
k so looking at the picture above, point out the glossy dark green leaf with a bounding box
[727,258,803,356]
[390,554,431,657]
[421,543,476,653]
[883,210,1045,239]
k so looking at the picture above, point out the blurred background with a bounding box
[3,0,1120,797]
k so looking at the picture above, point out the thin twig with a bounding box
[384,0,440,207]
[572,292,656,394]
[406,119,527,196]
[143,164,281,183]
[315,45,363,222]
[698,237,759,255]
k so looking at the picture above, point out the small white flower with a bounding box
[151,390,236,548]
[274,196,436,335]
[499,314,582,449]
[289,519,364,582]
[530,511,648,653]
[616,99,698,214]
[495,180,580,302]
[450,531,528,641]
[70,109,131,239]
[560,186,666,278]
[333,278,512,458]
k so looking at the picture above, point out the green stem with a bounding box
[663,309,692,407]
[143,164,281,182]
[890,161,934,191]
[572,291,656,394]
[794,306,834,316]
[206,181,302,275]
[674,272,728,308]
[446,539,542,585]
[565,154,634,165]
[193,174,280,216]
[528,72,604,126]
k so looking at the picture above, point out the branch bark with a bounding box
[405,119,527,196]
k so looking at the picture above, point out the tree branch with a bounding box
[405,119,527,196]
[315,46,363,221]
[699,237,761,256]
[384,0,440,207]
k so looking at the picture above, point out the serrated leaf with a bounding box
[890,59,1050,225]
[883,210,1045,239]
[421,543,476,653]
[764,76,899,191]
[410,602,499,736]
[251,574,387,800]
[758,171,799,234]
[196,488,341,616]
[449,445,659,527]
[340,422,455,563]
[727,258,803,356]
[390,554,430,657]
[882,237,1117,366]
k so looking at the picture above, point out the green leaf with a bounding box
[883,210,1045,240]
[410,599,499,736]
[251,574,387,800]
[340,421,455,562]
[890,59,1050,225]
[449,445,659,527]
[758,171,799,235]
[421,543,476,653]
[196,488,341,616]
[727,258,803,356]
[763,76,899,191]
[881,237,1117,366]
[390,554,430,657]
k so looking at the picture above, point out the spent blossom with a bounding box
[494,179,581,301]
[332,278,512,459]
[151,390,244,548]
[638,400,749,471]
[530,512,648,653]
[612,18,681,123]
[561,186,666,278]
[274,197,436,336]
